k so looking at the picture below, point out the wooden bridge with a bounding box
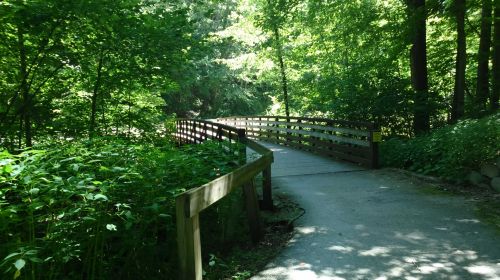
[174,116,381,280]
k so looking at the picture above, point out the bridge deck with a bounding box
[252,142,500,280]
[260,142,364,177]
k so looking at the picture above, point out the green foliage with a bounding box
[381,113,500,182]
[0,139,241,279]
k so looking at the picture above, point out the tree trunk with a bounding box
[476,0,492,110]
[17,23,32,147]
[89,52,104,139]
[409,0,430,134]
[492,0,500,110]
[452,0,467,122]
[273,27,290,117]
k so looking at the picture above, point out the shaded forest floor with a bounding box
[203,193,301,280]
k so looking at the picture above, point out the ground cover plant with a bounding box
[0,138,243,279]
[380,113,500,182]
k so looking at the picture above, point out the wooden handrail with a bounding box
[217,115,375,129]
[174,119,274,280]
[217,116,380,168]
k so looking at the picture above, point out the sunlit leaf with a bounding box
[14,259,25,270]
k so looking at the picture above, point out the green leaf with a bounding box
[29,188,40,195]
[14,259,25,270]
[106,224,117,231]
[3,253,21,260]
[94,194,108,201]
[111,166,126,172]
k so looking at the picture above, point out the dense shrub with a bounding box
[0,139,242,279]
[381,113,500,182]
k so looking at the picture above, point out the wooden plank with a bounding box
[246,139,273,156]
[176,196,202,280]
[184,155,273,217]
[261,166,273,210]
[243,180,262,243]
[249,130,370,155]
[217,116,374,129]
[242,126,369,146]
[224,121,370,137]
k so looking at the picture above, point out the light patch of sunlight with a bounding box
[451,249,478,261]
[395,231,426,242]
[404,256,418,263]
[328,245,354,253]
[456,218,480,224]
[296,227,318,235]
[379,186,389,189]
[388,266,405,277]
[354,268,371,275]
[269,96,282,115]
[417,262,453,274]
[314,191,326,196]
[377,19,388,27]
[355,224,366,230]
[359,246,391,257]
[293,262,312,269]
[289,270,345,280]
[434,227,448,231]
[465,262,500,278]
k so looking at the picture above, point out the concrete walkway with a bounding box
[251,143,500,280]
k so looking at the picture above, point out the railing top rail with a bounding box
[216,115,377,129]
[177,118,243,133]
[175,119,273,218]
[179,142,272,218]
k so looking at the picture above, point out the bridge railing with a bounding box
[217,116,381,168]
[174,119,273,280]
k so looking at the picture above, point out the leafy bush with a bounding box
[0,139,242,279]
[381,113,500,182]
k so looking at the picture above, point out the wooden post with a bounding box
[175,120,181,146]
[369,127,381,169]
[203,122,207,142]
[261,166,273,210]
[243,180,262,243]
[297,119,302,146]
[217,127,222,142]
[192,120,197,144]
[275,117,279,142]
[176,195,202,280]
[237,128,246,165]
[285,116,291,145]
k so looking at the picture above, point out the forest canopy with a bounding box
[1,0,499,149]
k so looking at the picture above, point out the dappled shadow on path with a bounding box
[252,169,500,280]
[255,223,500,279]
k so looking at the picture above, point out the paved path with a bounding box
[252,143,500,280]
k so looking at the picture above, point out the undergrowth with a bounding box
[0,138,244,279]
[381,113,500,183]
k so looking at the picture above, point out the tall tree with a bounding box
[409,0,430,134]
[17,22,31,147]
[258,0,297,117]
[451,0,466,122]
[476,0,492,110]
[273,25,290,117]
[492,0,500,110]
